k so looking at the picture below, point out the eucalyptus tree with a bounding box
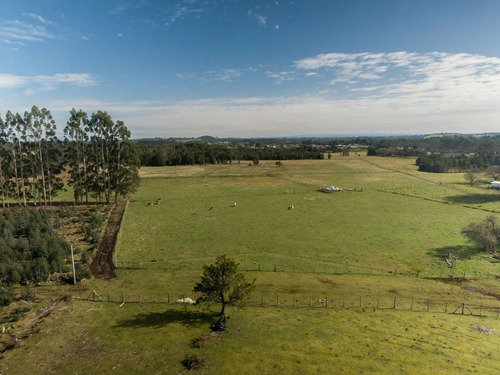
[109,120,140,202]
[64,109,90,204]
[0,115,8,207]
[26,106,44,205]
[88,111,115,203]
[14,112,28,205]
[39,107,63,205]
[86,111,140,203]
[4,111,23,205]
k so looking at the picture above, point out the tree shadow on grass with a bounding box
[114,309,218,329]
[444,194,500,205]
[427,245,484,260]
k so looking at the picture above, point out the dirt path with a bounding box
[90,200,128,278]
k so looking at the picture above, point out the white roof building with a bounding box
[490,181,500,189]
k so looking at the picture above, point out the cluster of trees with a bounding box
[0,207,72,285]
[65,109,140,204]
[136,142,325,166]
[0,107,140,206]
[415,152,500,173]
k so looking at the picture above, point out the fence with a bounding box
[112,258,500,281]
[83,289,500,319]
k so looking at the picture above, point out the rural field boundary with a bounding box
[112,258,500,281]
[377,186,500,214]
[80,289,500,319]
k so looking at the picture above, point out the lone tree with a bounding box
[194,255,255,316]
[462,216,499,254]
[464,170,481,187]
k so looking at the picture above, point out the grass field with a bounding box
[2,155,500,374]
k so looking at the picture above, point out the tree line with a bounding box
[136,142,325,166]
[0,106,140,206]
[415,152,500,173]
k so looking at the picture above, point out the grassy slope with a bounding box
[2,155,500,374]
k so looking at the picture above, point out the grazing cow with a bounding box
[288,205,294,210]
[157,197,162,204]
[148,202,153,206]
[210,206,214,210]
[233,202,237,207]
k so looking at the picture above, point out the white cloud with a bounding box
[21,13,53,25]
[256,15,267,25]
[0,73,96,92]
[0,74,29,89]
[0,20,54,42]
[294,52,500,111]
[42,93,500,138]
[202,69,242,82]
[265,71,298,84]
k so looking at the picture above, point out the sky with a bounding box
[2,0,500,138]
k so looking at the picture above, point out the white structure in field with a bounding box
[490,181,500,189]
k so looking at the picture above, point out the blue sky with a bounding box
[2,0,500,138]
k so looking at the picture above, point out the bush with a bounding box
[0,287,13,306]
[181,355,205,370]
[75,263,92,281]
[20,285,36,301]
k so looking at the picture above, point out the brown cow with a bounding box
[157,197,162,204]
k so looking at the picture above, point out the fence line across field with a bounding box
[112,258,500,280]
[82,289,500,319]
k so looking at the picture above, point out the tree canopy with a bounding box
[193,255,255,316]
[0,106,140,207]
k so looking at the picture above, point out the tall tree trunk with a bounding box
[17,140,26,206]
[0,155,5,208]
[114,140,121,203]
[11,146,20,205]
[38,141,47,206]
[43,139,52,205]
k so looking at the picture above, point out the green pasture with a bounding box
[3,298,500,374]
[2,155,500,374]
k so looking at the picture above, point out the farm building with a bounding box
[490,181,500,189]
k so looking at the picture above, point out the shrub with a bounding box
[0,287,13,306]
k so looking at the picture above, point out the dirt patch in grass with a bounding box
[192,332,219,348]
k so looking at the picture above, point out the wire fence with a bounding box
[82,289,500,319]
[112,258,500,281]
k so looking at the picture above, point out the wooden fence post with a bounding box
[393,297,397,309]
[325,296,328,308]
[276,293,279,306]
[410,298,413,310]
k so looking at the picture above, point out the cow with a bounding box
[157,197,162,204]
[210,206,215,210]
[233,202,237,207]
[148,202,153,206]
[288,205,294,210]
